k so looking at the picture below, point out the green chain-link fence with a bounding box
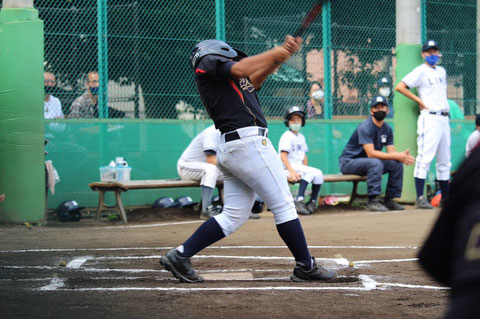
[3,0,475,120]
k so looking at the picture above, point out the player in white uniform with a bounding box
[160,37,337,283]
[465,114,480,158]
[279,106,323,215]
[396,40,451,209]
[177,125,223,219]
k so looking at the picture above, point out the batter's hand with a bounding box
[287,170,302,183]
[282,35,302,54]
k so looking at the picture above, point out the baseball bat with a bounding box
[293,0,327,37]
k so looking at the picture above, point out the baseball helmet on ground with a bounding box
[56,200,84,222]
[172,196,196,208]
[369,96,388,108]
[284,106,306,127]
[152,197,175,208]
[190,39,247,69]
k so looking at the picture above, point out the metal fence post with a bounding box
[216,0,225,41]
[97,0,108,118]
[420,0,427,43]
[322,0,332,119]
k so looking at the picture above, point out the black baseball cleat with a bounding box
[383,198,405,211]
[159,249,204,283]
[366,197,388,212]
[290,257,337,282]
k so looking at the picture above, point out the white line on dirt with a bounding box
[359,275,380,290]
[39,277,65,291]
[66,257,91,269]
[378,283,449,290]
[354,258,418,265]
[0,245,417,254]
[80,220,203,230]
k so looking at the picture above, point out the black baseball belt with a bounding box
[428,111,449,116]
[224,127,268,142]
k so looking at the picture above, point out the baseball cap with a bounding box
[370,96,388,108]
[422,40,439,52]
[377,77,390,87]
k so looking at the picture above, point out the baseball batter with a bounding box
[279,106,323,215]
[160,36,337,283]
[396,40,451,209]
[177,124,223,219]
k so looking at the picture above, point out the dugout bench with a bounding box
[89,179,224,224]
[89,174,365,224]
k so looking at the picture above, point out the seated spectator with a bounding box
[279,106,323,215]
[69,71,99,118]
[305,81,324,119]
[44,72,64,119]
[465,114,480,158]
[338,96,415,211]
[177,125,223,219]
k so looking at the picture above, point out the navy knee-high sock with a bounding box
[276,218,312,267]
[177,218,225,258]
[438,180,449,198]
[311,184,321,202]
[297,179,309,200]
[415,178,426,198]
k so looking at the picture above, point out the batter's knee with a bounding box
[213,207,250,236]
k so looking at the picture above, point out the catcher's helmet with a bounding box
[172,196,196,208]
[56,200,84,222]
[189,39,247,69]
[152,197,174,208]
[284,106,306,127]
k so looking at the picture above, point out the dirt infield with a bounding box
[0,206,449,318]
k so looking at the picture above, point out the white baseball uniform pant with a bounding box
[289,163,324,184]
[177,160,223,189]
[214,126,298,236]
[414,111,451,180]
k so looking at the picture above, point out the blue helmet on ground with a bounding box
[152,197,175,208]
[172,196,197,208]
[56,200,84,222]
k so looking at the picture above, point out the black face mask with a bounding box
[44,86,56,94]
[373,111,387,121]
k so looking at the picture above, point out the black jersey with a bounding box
[193,54,268,134]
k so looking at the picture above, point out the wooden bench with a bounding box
[89,175,365,224]
[89,179,223,224]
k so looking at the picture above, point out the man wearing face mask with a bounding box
[279,106,324,214]
[396,40,451,209]
[339,96,415,211]
[44,72,64,119]
[69,71,100,118]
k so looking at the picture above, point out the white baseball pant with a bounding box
[177,160,223,189]
[289,163,324,184]
[214,126,298,236]
[414,111,451,180]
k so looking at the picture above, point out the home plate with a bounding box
[201,272,254,280]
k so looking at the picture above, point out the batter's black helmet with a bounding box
[56,200,84,222]
[152,197,174,208]
[284,106,306,127]
[189,39,247,69]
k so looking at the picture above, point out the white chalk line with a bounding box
[66,257,91,269]
[354,258,418,265]
[63,220,203,231]
[39,277,65,291]
[0,245,417,254]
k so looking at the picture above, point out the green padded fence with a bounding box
[44,120,474,209]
